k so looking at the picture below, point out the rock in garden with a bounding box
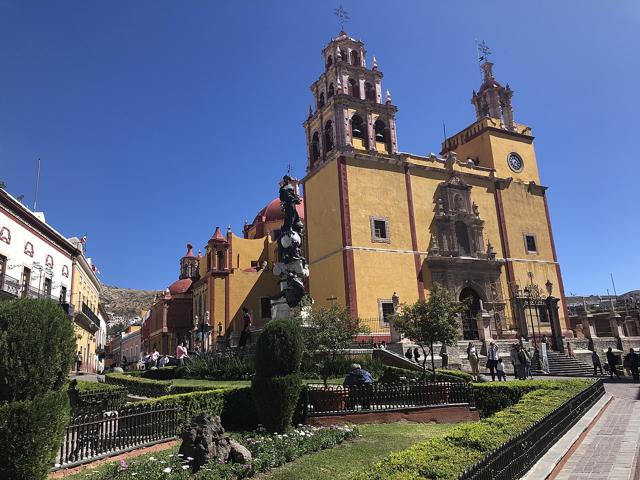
[228,439,252,464]
[178,413,250,471]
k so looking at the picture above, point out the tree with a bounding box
[302,304,361,386]
[393,283,469,381]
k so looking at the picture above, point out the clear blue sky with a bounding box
[1,1,638,295]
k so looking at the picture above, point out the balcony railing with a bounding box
[82,302,101,328]
[0,274,21,297]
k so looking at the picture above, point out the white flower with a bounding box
[163,467,172,473]
[149,457,156,461]
[54,463,61,468]
[187,456,194,461]
[182,465,189,470]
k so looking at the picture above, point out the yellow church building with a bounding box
[302,31,569,346]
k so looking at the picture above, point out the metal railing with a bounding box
[82,302,101,327]
[358,317,391,335]
[54,403,178,470]
[304,381,474,416]
[0,274,21,296]
[459,379,605,480]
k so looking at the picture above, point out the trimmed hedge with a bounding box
[350,380,593,480]
[138,386,259,430]
[379,366,473,384]
[252,374,303,433]
[0,388,70,480]
[104,373,212,397]
[71,380,127,413]
[472,381,544,417]
[254,319,304,378]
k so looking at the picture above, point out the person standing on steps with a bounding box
[413,346,421,364]
[467,342,479,381]
[625,348,639,382]
[592,349,604,376]
[486,342,500,381]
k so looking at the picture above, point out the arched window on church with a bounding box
[326,55,333,69]
[350,50,360,66]
[328,83,335,98]
[324,120,334,152]
[339,48,347,61]
[374,119,390,152]
[365,82,375,101]
[348,78,360,98]
[318,92,325,109]
[351,114,365,139]
[311,132,321,163]
[455,221,471,256]
[206,253,212,272]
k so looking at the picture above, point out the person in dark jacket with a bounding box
[625,348,639,382]
[606,347,620,378]
[405,348,413,361]
[413,347,421,364]
[592,350,603,376]
[343,363,374,410]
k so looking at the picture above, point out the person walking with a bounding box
[76,350,83,374]
[592,350,604,376]
[405,348,413,362]
[606,347,620,379]
[510,344,521,379]
[242,307,253,345]
[496,358,507,381]
[539,336,550,374]
[413,347,421,364]
[516,346,528,380]
[486,342,500,381]
[150,347,160,368]
[467,342,479,381]
[567,342,575,358]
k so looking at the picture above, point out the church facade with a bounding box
[302,31,569,344]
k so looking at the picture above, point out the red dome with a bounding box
[168,278,192,295]
[254,197,305,224]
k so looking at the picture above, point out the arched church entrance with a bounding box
[460,287,481,340]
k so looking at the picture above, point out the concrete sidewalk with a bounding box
[524,381,640,480]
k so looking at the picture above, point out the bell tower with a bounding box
[471,61,515,131]
[303,31,399,173]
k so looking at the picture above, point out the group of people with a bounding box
[405,346,424,364]
[466,338,551,381]
[592,347,639,381]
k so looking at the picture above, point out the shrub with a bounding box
[0,299,76,480]
[180,353,254,380]
[104,373,172,397]
[142,389,225,424]
[351,380,593,480]
[221,387,259,431]
[0,298,76,402]
[252,319,305,433]
[252,374,303,433]
[71,380,127,413]
[104,373,213,397]
[254,319,304,378]
[437,368,474,383]
[0,385,70,479]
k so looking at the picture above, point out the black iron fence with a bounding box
[54,403,177,470]
[459,379,605,480]
[304,381,474,416]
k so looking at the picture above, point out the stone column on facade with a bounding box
[610,310,624,338]
[366,112,376,151]
[389,117,398,154]
[582,312,597,339]
[514,298,530,339]
[546,296,565,353]
[358,77,366,100]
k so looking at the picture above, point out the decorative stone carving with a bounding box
[178,413,252,473]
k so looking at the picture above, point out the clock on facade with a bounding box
[507,152,524,172]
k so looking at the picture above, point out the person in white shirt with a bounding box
[496,358,507,381]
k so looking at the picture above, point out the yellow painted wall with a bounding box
[346,159,413,251]
[308,252,345,310]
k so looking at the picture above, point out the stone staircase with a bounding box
[546,351,594,377]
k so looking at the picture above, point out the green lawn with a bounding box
[169,377,344,389]
[261,422,453,480]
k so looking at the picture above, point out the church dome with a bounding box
[168,278,192,295]
[255,197,305,224]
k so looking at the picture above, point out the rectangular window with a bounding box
[21,267,31,297]
[524,234,537,254]
[260,297,272,319]
[60,286,67,303]
[538,305,550,323]
[370,216,390,243]
[378,299,395,323]
[43,278,52,296]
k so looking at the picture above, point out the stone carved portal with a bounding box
[427,171,508,339]
[460,288,481,340]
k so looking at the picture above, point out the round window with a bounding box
[507,152,524,173]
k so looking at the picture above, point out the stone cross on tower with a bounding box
[334,5,349,32]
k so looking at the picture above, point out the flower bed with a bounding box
[349,379,594,480]
[65,425,358,479]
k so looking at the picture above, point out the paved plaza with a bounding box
[528,380,640,480]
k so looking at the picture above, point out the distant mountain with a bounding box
[100,284,157,320]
